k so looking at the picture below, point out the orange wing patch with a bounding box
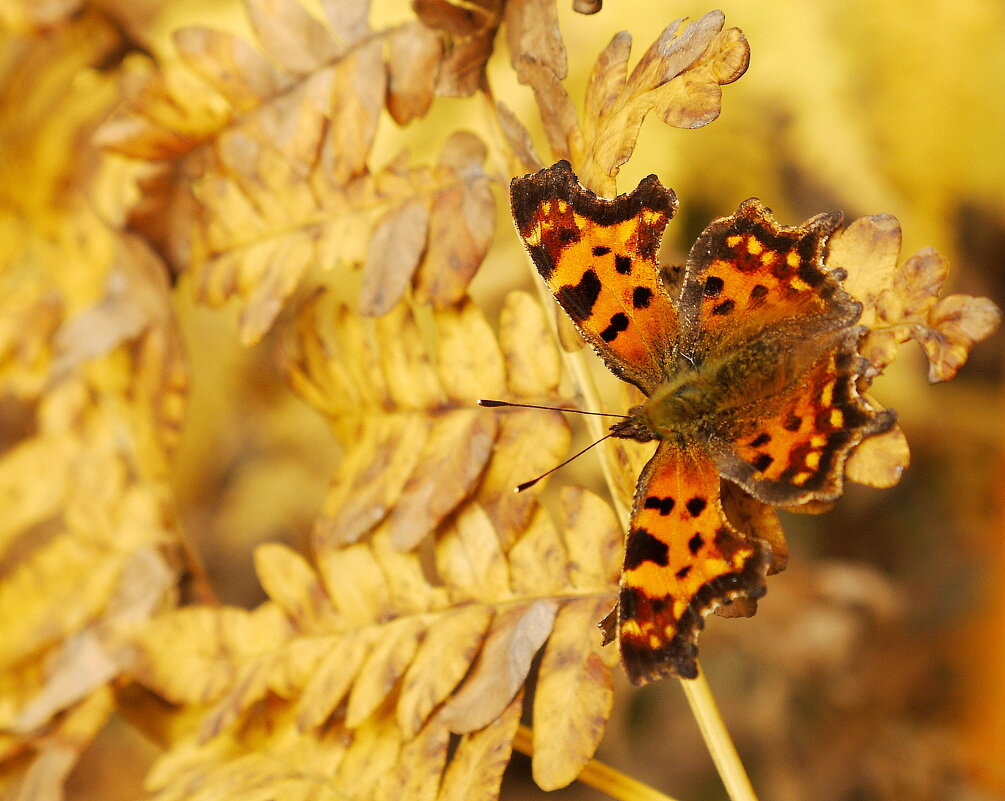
[511,161,679,394]
[712,331,896,505]
[617,441,768,683]
[679,199,855,353]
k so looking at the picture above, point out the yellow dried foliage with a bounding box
[3,1,1002,800]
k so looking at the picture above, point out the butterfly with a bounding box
[510,160,894,684]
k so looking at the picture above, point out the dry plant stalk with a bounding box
[0,2,999,801]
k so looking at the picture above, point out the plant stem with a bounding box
[679,667,759,801]
[514,725,681,801]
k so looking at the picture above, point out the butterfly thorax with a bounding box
[612,333,805,444]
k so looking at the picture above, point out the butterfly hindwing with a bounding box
[709,330,896,505]
[510,161,680,394]
[617,440,769,683]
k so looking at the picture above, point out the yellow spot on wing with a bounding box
[790,277,812,291]
[810,434,827,448]
[556,199,568,213]
[786,251,800,268]
[760,251,777,265]
[524,226,541,246]
[621,619,643,636]
[792,471,812,485]
[804,451,821,469]
[746,237,764,255]
[642,210,663,224]
[819,382,834,407]
[726,235,742,248]
[830,408,844,427]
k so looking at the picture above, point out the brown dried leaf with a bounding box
[532,597,613,790]
[579,11,745,185]
[245,0,343,74]
[415,0,502,35]
[320,0,371,45]
[655,26,750,129]
[387,21,444,125]
[397,605,493,737]
[321,38,386,186]
[496,101,544,173]
[845,419,911,489]
[173,27,293,112]
[414,133,495,307]
[388,410,498,551]
[916,293,1002,382]
[371,527,446,613]
[514,56,580,162]
[506,0,567,80]
[435,31,497,97]
[360,197,431,316]
[439,601,556,733]
[830,218,1001,382]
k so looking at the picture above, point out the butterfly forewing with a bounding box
[511,161,680,394]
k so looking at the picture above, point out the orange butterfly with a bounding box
[510,161,893,684]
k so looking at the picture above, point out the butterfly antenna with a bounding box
[514,432,616,493]
[478,399,628,419]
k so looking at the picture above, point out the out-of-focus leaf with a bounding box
[414,132,495,308]
[560,487,622,592]
[246,0,343,74]
[386,21,444,125]
[360,197,431,317]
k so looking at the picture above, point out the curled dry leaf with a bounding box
[828,215,1002,383]
[506,0,567,80]
[577,10,748,187]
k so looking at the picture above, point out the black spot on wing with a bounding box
[592,245,611,256]
[703,275,724,297]
[712,299,735,316]
[555,268,602,322]
[600,312,629,342]
[615,255,632,275]
[624,528,670,570]
[685,497,707,517]
[643,496,675,515]
[752,453,774,473]
[688,533,704,555]
[633,286,654,309]
[749,432,771,447]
